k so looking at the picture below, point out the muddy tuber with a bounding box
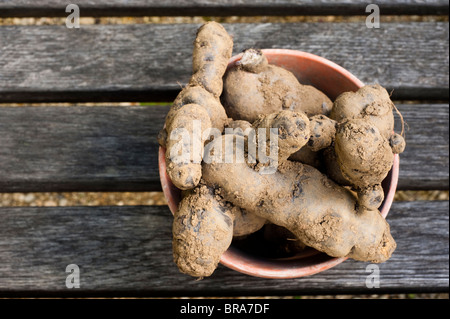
[158,22,233,190]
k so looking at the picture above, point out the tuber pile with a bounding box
[158,22,406,278]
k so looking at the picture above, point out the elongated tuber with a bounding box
[173,183,265,277]
[159,22,233,190]
[202,132,396,265]
[172,184,234,277]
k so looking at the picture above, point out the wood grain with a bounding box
[0,201,447,296]
[0,104,447,193]
[394,104,449,190]
[0,23,448,103]
[0,105,166,192]
[0,0,448,17]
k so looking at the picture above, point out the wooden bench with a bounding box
[0,1,448,297]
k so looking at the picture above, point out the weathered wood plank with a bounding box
[0,104,447,193]
[0,23,448,103]
[0,105,166,192]
[0,0,448,17]
[394,104,449,190]
[0,201,447,296]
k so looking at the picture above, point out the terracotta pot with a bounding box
[159,49,400,279]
